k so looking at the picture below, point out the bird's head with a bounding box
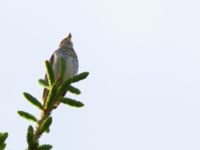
[59,33,73,49]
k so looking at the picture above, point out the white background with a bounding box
[0,0,200,149]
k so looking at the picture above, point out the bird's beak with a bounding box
[66,33,72,41]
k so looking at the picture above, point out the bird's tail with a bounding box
[42,75,49,106]
[42,88,49,106]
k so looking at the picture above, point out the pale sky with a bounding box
[0,0,200,149]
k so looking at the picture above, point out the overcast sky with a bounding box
[0,0,200,149]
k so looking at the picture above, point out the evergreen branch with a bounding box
[71,72,89,83]
[37,144,52,150]
[44,84,57,110]
[27,125,38,150]
[33,112,49,147]
[38,79,49,89]
[0,133,8,145]
[57,72,89,96]
[57,79,72,96]
[23,92,43,110]
[61,98,84,107]
[27,126,34,146]
[0,132,8,150]
[40,117,52,133]
[21,59,89,150]
[45,61,55,86]
[17,111,37,122]
[0,143,6,150]
[68,85,81,95]
[58,72,89,94]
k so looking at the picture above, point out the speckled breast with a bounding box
[52,48,79,82]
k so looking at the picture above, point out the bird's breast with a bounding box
[52,52,78,82]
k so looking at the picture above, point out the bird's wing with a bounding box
[49,53,55,65]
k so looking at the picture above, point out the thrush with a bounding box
[43,33,79,104]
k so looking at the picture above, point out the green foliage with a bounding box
[45,61,55,86]
[23,92,43,110]
[58,72,89,96]
[61,98,84,107]
[40,117,52,133]
[0,143,6,150]
[71,72,89,83]
[44,84,57,110]
[68,85,81,95]
[0,132,8,150]
[17,111,37,122]
[37,144,52,150]
[15,59,89,149]
[58,79,71,96]
[27,126,36,148]
[38,79,49,89]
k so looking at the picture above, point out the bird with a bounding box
[42,33,79,105]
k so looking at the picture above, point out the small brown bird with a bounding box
[43,33,79,104]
